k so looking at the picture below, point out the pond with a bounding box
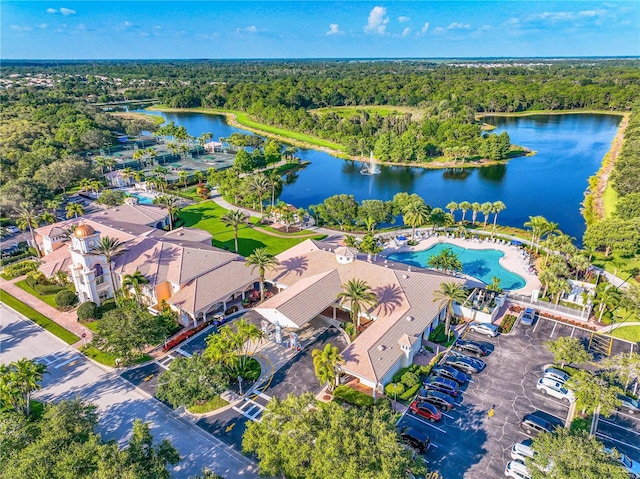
[138,110,621,241]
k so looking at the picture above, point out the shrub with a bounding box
[401,372,420,387]
[55,290,78,309]
[3,260,39,279]
[399,383,422,401]
[97,189,126,206]
[77,301,99,321]
[500,314,517,334]
[384,382,406,398]
[333,385,374,407]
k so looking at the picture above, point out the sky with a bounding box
[2,1,639,59]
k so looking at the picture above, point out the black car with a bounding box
[445,354,486,374]
[423,376,459,397]
[398,427,430,453]
[417,388,456,411]
[454,339,490,357]
[618,394,640,415]
[519,413,557,437]
[432,364,470,385]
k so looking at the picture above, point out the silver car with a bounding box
[468,321,499,337]
[542,366,570,384]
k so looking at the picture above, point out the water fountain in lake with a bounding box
[360,151,381,175]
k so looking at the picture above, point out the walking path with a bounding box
[0,275,92,348]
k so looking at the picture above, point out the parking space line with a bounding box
[599,418,640,436]
[615,411,640,422]
[596,431,640,452]
[529,407,567,424]
[176,348,192,357]
[570,327,575,338]
[550,322,558,338]
[532,317,541,333]
[54,353,81,369]
[441,411,454,419]
[407,413,447,434]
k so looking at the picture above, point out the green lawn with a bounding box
[179,201,325,256]
[187,396,229,414]
[602,183,618,219]
[609,325,640,343]
[14,279,61,308]
[310,105,425,121]
[81,346,152,367]
[0,289,80,344]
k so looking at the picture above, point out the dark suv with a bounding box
[454,339,489,357]
[423,376,459,397]
[519,413,556,437]
[618,394,640,415]
[417,388,456,411]
[432,365,470,385]
[398,427,431,453]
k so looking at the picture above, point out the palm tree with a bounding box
[89,236,127,302]
[90,179,102,195]
[221,209,248,253]
[193,170,205,184]
[122,270,149,305]
[153,195,180,230]
[121,167,135,186]
[0,358,47,417]
[403,202,432,242]
[337,279,378,330]
[248,173,270,217]
[44,199,60,216]
[245,247,280,302]
[446,202,458,221]
[524,215,549,251]
[132,170,145,185]
[433,282,469,338]
[95,156,108,174]
[470,202,481,225]
[491,201,506,231]
[312,343,344,391]
[594,283,622,323]
[427,247,463,274]
[178,170,189,188]
[104,157,115,172]
[459,201,471,224]
[145,147,158,166]
[480,202,493,228]
[132,149,145,169]
[65,202,85,219]
[267,171,283,212]
[40,211,56,225]
[79,178,92,193]
[15,202,42,257]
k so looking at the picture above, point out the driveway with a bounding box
[0,304,258,479]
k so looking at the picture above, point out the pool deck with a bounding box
[382,235,541,295]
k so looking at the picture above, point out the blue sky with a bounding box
[3,1,639,59]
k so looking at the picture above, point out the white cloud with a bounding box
[447,22,470,30]
[432,26,446,35]
[364,6,389,35]
[419,22,430,35]
[46,8,57,14]
[401,27,411,37]
[39,23,48,29]
[579,9,606,17]
[326,23,343,35]
[59,7,76,16]
[76,23,86,30]
[236,25,258,33]
[398,16,410,23]
[122,21,133,28]
[10,25,32,31]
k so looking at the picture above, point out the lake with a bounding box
[139,110,621,241]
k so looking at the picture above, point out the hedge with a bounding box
[399,383,422,401]
[0,289,80,344]
[333,385,374,407]
[3,260,39,279]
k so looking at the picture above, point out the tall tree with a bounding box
[470,202,481,225]
[244,247,280,302]
[153,195,180,230]
[65,202,85,219]
[403,201,432,242]
[491,201,506,231]
[566,369,623,416]
[433,282,468,338]
[221,209,248,253]
[204,318,264,378]
[0,359,47,417]
[89,236,127,302]
[122,270,150,305]
[459,201,471,224]
[543,336,591,368]
[480,201,493,227]
[15,202,42,257]
[312,343,344,391]
[446,201,458,221]
[337,279,378,330]
[602,352,640,394]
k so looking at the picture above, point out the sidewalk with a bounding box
[0,275,93,348]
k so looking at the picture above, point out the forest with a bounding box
[2,59,640,218]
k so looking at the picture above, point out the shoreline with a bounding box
[146,106,531,170]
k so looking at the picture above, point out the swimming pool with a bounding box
[387,243,526,290]
[129,194,154,205]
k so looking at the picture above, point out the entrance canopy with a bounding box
[255,270,342,329]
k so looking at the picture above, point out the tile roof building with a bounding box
[35,203,258,326]
[255,239,468,396]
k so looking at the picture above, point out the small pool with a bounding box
[129,194,154,205]
[387,243,526,290]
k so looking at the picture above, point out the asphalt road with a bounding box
[0,304,259,479]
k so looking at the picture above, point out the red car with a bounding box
[409,400,442,422]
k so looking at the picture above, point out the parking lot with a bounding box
[396,314,637,479]
[596,408,640,462]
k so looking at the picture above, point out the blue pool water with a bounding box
[130,194,153,205]
[387,243,526,290]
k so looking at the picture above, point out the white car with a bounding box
[511,442,535,462]
[605,448,640,479]
[469,321,499,337]
[5,226,20,234]
[505,461,531,479]
[536,377,576,403]
[542,366,570,384]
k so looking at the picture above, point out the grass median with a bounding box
[0,289,80,345]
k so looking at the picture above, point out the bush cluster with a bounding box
[55,290,78,309]
[3,260,39,279]
[77,301,99,321]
